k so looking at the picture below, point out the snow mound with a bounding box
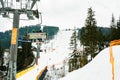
[60,45,120,80]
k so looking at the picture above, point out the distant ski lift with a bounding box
[28,32,47,42]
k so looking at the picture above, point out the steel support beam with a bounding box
[0,0,4,8]
[9,10,20,80]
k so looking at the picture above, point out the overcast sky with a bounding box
[0,0,120,32]
[40,0,120,29]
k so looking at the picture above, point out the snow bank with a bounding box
[59,45,120,80]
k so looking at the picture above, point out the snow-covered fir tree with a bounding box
[69,27,82,71]
[110,14,117,41]
[80,7,98,61]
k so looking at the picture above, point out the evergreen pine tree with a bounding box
[97,28,105,52]
[69,27,83,70]
[116,17,120,39]
[80,27,87,46]
[69,28,77,71]
[69,28,77,50]
[110,14,117,41]
[80,7,98,60]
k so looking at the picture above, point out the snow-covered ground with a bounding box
[1,29,74,80]
[42,29,120,80]
[5,29,73,80]
[32,29,73,67]
[15,29,120,80]
[41,30,74,79]
[2,29,120,80]
[59,45,120,80]
[45,30,73,65]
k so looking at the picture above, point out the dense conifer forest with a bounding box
[0,25,59,49]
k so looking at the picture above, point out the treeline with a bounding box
[69,7,120,71]
[0,25,41,49]
[110,14,120,41]
[0,25,59,67]
[43,26,59,40]
[78,27,110,48]
[78,27,110,39]
[0,25,59,49]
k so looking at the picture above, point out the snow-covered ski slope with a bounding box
[16,30,73,80]
[44,29,73,67]
[60,45,120,80]
[17,29,120,80]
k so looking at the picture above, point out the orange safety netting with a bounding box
[109,40,120,80]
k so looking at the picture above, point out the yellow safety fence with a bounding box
[16,65,35,78]
[109,40,120,80]
[16,65,47,80]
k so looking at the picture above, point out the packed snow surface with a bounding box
[41,30,120,80]
[59,45,120,80]
[40,30,73,66]
[17,30,120,80]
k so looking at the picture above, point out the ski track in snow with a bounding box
[47,30,73,67]
[40,30,73,68]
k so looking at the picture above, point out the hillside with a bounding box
[78,27,110,38]
[60,44,120,80]
[0,25,59,49]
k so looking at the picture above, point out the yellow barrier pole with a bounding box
[109,40,120,80]
[109,46,114,80]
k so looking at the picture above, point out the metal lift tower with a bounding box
[0,0,40,80]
